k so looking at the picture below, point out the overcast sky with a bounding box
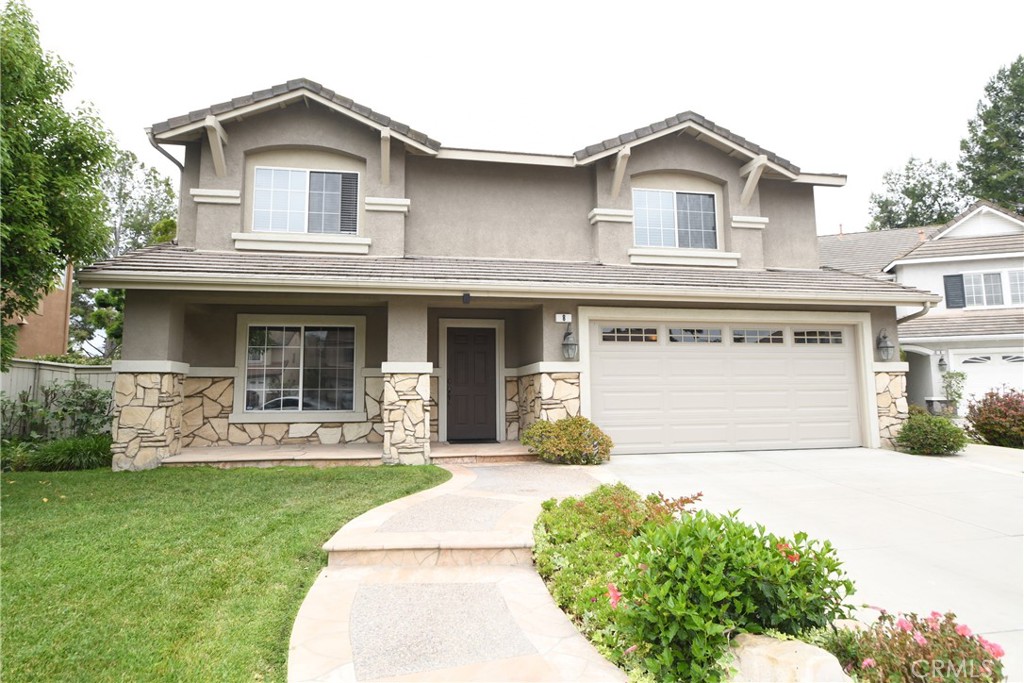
[25,0,1024,235]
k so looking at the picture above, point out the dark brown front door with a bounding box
[447,327,497,442]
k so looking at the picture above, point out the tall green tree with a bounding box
[0,0,113,369]
[959,55,1024,208]
[867,157,969,230]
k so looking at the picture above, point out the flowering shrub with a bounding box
[967,387,1024,448]
[895,412,967,455]
[521,415,614,465]
[809,610,1005,682]
[532,484,700,655]
[615,511,855,682]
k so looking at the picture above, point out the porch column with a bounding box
[875,367,909,450]
[382,300,431,464]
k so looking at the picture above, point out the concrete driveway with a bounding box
[595,445,1023,681]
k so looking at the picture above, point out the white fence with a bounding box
[0,359,115,402]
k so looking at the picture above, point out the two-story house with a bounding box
[79,79,939,471]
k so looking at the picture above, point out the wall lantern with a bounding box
[938,355,948,373]
[876,328,896,362]
[561,323,579,361]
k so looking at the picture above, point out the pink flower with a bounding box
[897,617,913,632]
[913,631,928,646]
[930,611,943,619]
[786,553,800,563]
[955,624,972,637]
[984,640,1005,659]
[607,583,622,609]
[926,617,940,631]
[624,645,638,656]
[861,658,877,669]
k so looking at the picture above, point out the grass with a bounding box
[0,464,450,682]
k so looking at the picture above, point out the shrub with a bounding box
[533,484,701,654]
[1,380,111,442]
[0,439,37,472]
[895,412,966,455]
[941,371,967,414]
[808,610,1005,682]
[521,415,613,465]
[615,511,855,682]
[966,387,1024,448]
[20,434,112,471]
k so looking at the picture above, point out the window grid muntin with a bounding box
[964,272,1004,306]
[668,327,722,343]
[732,328,784,344]
[601,326,658,343]
[633,188,717,250]
[253,166,359,235]
[1009,270,1024,305]
[793,330,844,345]
[245,324,355,412]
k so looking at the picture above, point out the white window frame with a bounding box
[1008,268,1024,305]
[631,187,721,250]
[230,314,366,424]
[960,268,1021,309]
[251,166,360,236]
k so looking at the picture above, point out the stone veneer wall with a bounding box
[875,370,909,449]
[180,376,387,448]
[381,372,431,465]
[111,372,184,471]
[504,377,521,441]
[517,372,581,432]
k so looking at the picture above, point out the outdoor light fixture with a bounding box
[876,328,895,362]
[938,355,948,373]
[561,323,578,360]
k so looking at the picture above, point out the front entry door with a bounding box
[447,327,497,441]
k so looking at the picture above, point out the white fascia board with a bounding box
[899,334,1024,343]
[435,148,576,167]
[380,362,433,374]
[77,271,941,307]
[112,360,190,374]
[885,251,1024,271]
[873,362,910,372]
[793,173,847,187]
[155,90,438,156]
[934,206,1024,239]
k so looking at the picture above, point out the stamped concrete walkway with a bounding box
[288,463,623,682]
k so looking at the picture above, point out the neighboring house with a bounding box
[78,78,939,471]
[11,264,73,358]
[820,201,1024,413]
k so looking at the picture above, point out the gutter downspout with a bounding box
[146,127,184,171]
[897,301,934,324]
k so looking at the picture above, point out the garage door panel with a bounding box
[590,320,861,453]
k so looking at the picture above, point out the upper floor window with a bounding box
[253,167,358,234]
[633,189,717,249]
[944,269,1023,308]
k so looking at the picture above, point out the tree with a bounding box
[867,157,970,230]
[959,55,1024,208]
[103,149,176,257]
[0,0,114,369]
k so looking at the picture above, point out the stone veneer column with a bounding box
[110,361,188,471]
[875,370,909,449]
[517,372,581,433]
[381,363,432,465]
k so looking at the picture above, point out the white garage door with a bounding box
[589,322,862,454]
[953,351,1024,412]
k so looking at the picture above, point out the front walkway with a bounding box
[288,463,623,682]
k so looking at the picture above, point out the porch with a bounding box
[161,440,537,469]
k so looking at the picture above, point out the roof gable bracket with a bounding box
[380,128,391,186]
[739,154,767,207]
[203,115,229,177]
[610,147,631,199]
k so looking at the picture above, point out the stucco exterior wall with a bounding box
[121,291,185,362]
[13,265,72,358]
[758,181,819,269]
[894,255,1021,318]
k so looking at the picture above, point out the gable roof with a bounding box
[818,226,941,278]
[899,309,1024,341]
[884,234,1024,268]
[933,199,1024,240]
[78,243,938,307]
[150,78,441,153]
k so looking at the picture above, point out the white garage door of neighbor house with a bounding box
[589,322,862,454]
[953,351,1024,411]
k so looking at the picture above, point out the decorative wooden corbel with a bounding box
[380,128,392,186]
[610,146,631,199]
[739,154,767,207]
[203,115,229,178]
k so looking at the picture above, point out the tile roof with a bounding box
[150,78,441,150]
[940,199,1024,230]
[818,227,941,277]
[888,233,1024,265]
[900,309,1024,340]
[572,111,800,173]
[77,244,938,305]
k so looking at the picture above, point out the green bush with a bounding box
[808,610,1005,682]
[533,484,701,655]
[9,434,113,471]
[1,379,111,442]
[966,387,1024,448]
[615,511,855,682]
[0,439,37,472]
[521,415,613,464]
[895,412,967,455]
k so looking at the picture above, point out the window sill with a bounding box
[229,411,368,424]
[231,232,371,254]
[628,247,740,267]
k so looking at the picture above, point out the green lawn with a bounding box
[0,465,450,682]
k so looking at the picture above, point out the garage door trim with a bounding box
[577,307,880,449]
